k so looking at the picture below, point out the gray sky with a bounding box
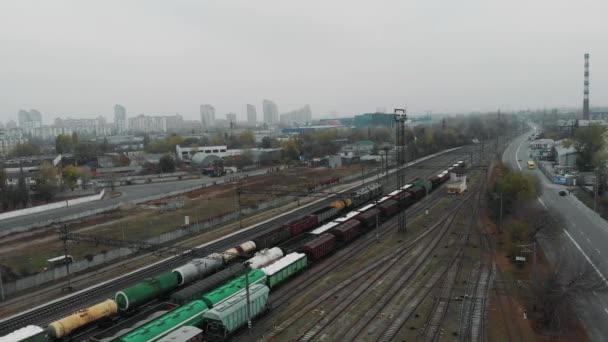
[1,0,607,123]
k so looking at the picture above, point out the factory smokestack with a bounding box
[583,53,590,120]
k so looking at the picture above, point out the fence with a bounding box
[0,190,105,221]
[0,192,305,296]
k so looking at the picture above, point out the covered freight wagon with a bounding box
[157,326,203,342]
[252,227,292,250]
[203,284,270,339]
[333,211,360,224]
[201,269,266,308]
[377,199,399,218]
[278,233,317,255]
[118,300,208,342]
[407,185,426,200]
[170,264,247,305]
[282,216,318,236]
[355,207,381,229]
[412,178,432,194]
[310,221,340,235]
[328,220,361,243]
[116,272,179,311]
[391,190,414,208]
[428,175,441,191]
[299,233,336,261]
[261,252,308,289]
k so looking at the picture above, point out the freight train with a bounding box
[6,161,466,342]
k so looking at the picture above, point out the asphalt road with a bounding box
[503,128,608,341]
[0,168,272,231]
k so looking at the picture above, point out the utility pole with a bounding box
[244,261,252,333]
[60,224,73,292]
[0,265,4,301]
[499,193,503,233]
[236,182,242,229]
[395,108,408,233]
[361,162,365,186]
[375,199,380,242]
[384,147,390,185]
[595,167,599,213]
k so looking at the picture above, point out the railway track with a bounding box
[377,196,479,342]
[260,165,452,311]
[254,152,489,341]
[243,163,466,340]
[0,147,474,335]
[261,178,482,341]
[259,204,464,342]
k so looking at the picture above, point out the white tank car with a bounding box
[172,253,223,285]
[246,247,283,269]
[222,241,257,263]
[240,241,256,254]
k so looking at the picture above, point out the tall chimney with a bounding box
[583,53,590,120]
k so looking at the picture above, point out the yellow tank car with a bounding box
[329,200,345,210]
[48,299,118,338]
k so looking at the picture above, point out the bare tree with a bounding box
[533,245,607,331]
[512,201,561,241]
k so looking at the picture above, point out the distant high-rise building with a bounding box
[128,114,183,133]
[247,104,257,126]
[280,105,312,126]
[17,109,42,134]
[6,120,17,129]
[53,116,113,136]
[226,113,237,128]
[114,104,127,133]
[583,53,590,120]
[263,99,279,125]
[200,104,216,130]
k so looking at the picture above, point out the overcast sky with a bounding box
[1,0,607,124]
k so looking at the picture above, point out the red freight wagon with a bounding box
[392,191,413,208]
[356,208,381,229]
[329,220,361,243]
[407,186,426,200]
[377,199,399,218]
[428,176,441,191]
[298,233,336,261]
[282,216,318,236]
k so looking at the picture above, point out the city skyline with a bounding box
[1,1,606,123]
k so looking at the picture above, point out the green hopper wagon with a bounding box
[201,269,266,308]
[119,300,208,342]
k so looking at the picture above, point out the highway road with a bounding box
[503,129,608,340]
[0,168,272,231]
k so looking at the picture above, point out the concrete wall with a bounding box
[0,190,105,221]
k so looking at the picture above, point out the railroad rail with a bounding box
[259,187,474,341]
[0,147,474,335]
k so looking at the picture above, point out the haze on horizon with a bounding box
[0,0,607,123]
